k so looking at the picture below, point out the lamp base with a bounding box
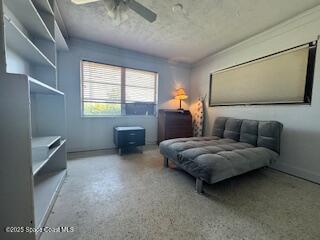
[177,108,185,113]
[178,99,184,112]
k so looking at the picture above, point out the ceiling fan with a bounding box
[71,0,157,25]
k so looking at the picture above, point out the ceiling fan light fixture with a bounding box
[113,10,128,25]
[71,0,100,5]
[72,0,157,23]
[104,0,128,25]
[172,3,183,13]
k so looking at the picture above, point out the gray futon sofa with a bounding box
[159,117,283,193]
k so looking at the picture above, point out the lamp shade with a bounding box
[174,88,188,100]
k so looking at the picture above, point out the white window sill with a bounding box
[81,115,157,119]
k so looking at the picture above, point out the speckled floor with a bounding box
[40,147,320,240]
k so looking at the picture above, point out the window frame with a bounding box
[80,60,159,118]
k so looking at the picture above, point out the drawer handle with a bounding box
[128,141,136,144]
[129,133,136,136]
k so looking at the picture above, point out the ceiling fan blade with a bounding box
[127,0,157,22]
[71,0,101,5]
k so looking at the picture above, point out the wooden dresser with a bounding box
[158,109,193,144]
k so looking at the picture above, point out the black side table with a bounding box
[113,126,146,155]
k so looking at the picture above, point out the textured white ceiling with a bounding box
[58,0,320,63]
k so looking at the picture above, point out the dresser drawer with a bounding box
[166,124,192,132]
[166,113,192,122]
[158,110,193,143]
[166,113,191,126]
[166,129,193,139]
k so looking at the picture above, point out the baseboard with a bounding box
[271,163,320,184]
[68,148,117,159]
[67,141,158,154]
[67,143,158,159]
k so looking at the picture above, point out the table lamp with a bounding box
[175,88,188,110]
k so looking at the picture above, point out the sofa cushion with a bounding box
[159,136,220,160]
[240,119,259,145]
[223,118,243,141]
[160,136,278,184]
[257,121,283,154]
[213,117,283,154]
[177,146,278,183]
[212,117,228,137]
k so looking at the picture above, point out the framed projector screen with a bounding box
[209,42,317,106]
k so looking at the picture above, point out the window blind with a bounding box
[125,68,156,103]
[82,61,122,103]
[81,60,158,116]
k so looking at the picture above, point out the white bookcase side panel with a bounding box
[0,77,36,236]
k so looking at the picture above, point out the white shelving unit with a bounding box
[53,0,69,51]
[0,1,69,240]
[34,169,66,230]
[32,136,61,148]
[29,76,64,95]
[55,21,68,51]
[4,0,54,41]
[32,136,64,175]
[32,0,55,15]
[4,16,56,67]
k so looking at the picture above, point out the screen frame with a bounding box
[209,41,317,107]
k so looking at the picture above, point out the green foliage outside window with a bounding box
[83,102,121,116]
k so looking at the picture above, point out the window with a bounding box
[81,60,158,116]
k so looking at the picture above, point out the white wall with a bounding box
[58,38,191,152]
[190,6,320,183]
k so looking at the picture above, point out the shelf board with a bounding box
[32,136,61,148]
[32,139,65,176]
[4,0,54,42]
[29,77,64,95]
[54,0,69,38]
[32,0,54,15]
[34,169,66,229]
[55,21,69,51]
[4,17,56,68]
